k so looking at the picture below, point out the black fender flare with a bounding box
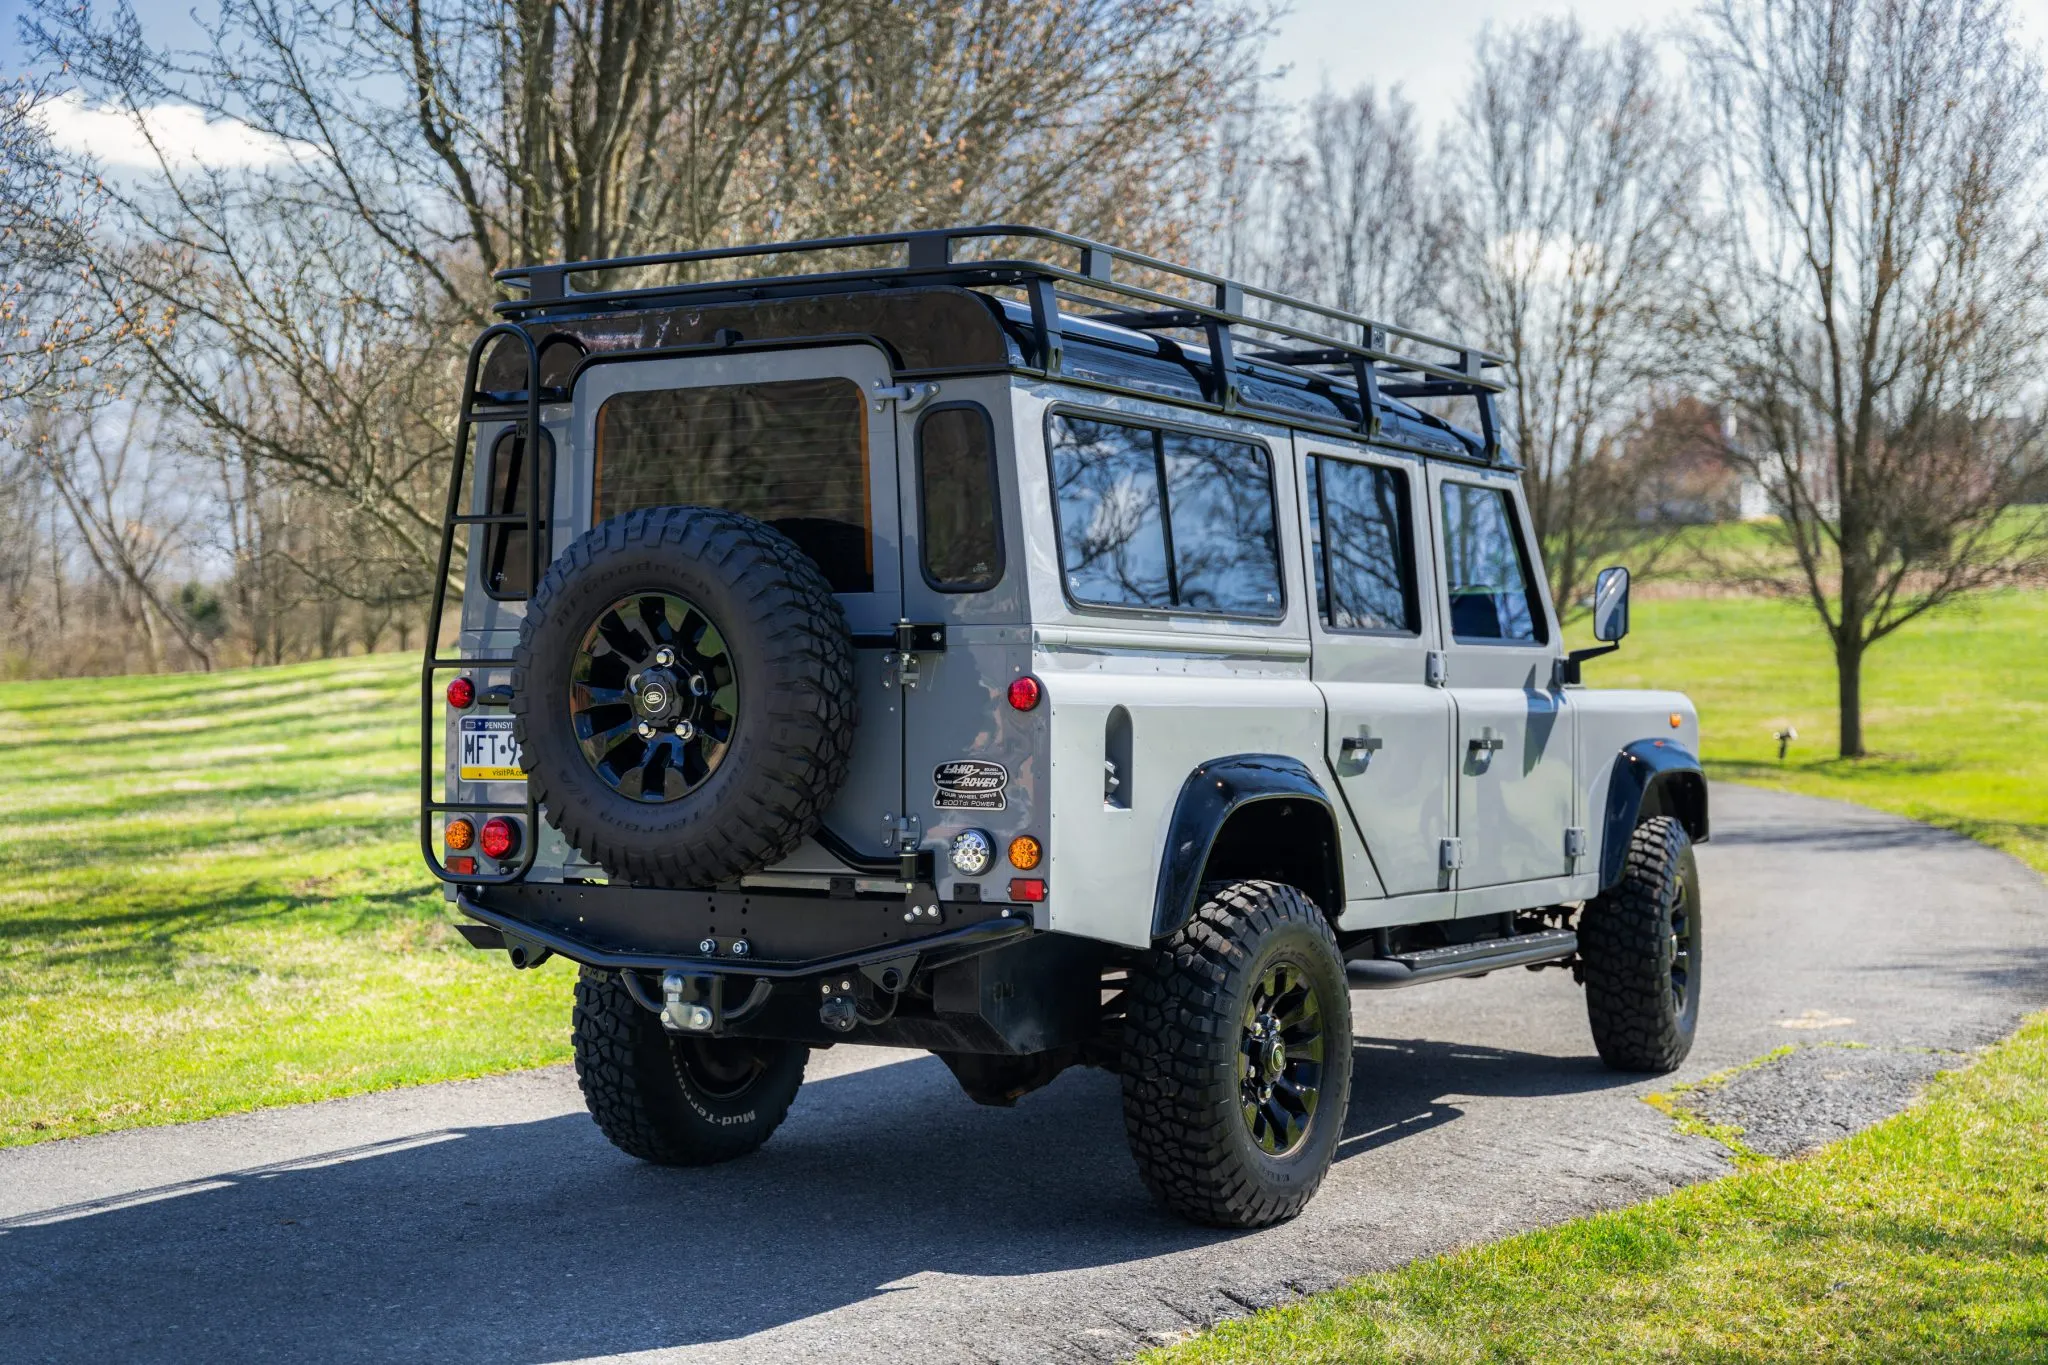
[1599,739,1710,890]
[1151,754,1344,940]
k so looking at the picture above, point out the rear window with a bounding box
[1047,414,1282,618]
[594,378,872,593]
[482,427,551,598]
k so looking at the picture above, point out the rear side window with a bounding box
[1048,414,1282,617]
[1308,456,1418,633]
[594,378,872,593]
[917,404,1003,591]
[482,427,552,598]
[1441,482,1546,644]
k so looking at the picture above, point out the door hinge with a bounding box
[1565,827,1588,860]
[882,812,923,886]
[1439,837,1464,872]
[1426,651,1449,687]
[871,380,937,412]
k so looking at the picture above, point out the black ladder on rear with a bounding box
[419,323,549,885]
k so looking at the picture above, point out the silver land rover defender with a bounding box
[423,226,1707,1229]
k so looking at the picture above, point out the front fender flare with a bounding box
[1599,739,1709,890]
[1151,754,1342,940]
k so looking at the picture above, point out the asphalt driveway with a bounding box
[3,785,2044,1363]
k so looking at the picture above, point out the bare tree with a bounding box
[1692,0,2048,756]
[27,0,1265,637]
[1270,84,1440,325]
[1439,21,1700,616]
[30,391,215,670]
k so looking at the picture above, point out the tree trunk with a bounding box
[1835,633,1865,759]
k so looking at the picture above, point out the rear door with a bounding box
[1425,467,1575,897]
[1297,438,1455,899]
[571,344,905,865]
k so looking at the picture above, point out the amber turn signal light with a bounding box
[1670,712,1683,728]
[1009,878,1047,902]
[446,676,476,709]
[480,816,519,860]
[1007,835,1042,870]
[445,818,476,851]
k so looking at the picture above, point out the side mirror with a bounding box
[1592,566,1631,643]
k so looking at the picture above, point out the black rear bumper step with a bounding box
[455,887,1031,978]
[1346,928,1577,990]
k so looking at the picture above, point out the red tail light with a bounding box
[479,817,519,860]
[1007,675,1042,711]
[446,677,476,709]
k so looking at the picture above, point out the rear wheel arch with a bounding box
[1151,755,1344,941]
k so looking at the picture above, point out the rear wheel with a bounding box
[572,967,808,1165]
[1579,816,1701,1072]
[1121,880,1352,1228]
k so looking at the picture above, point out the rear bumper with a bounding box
[457,881,1032,978]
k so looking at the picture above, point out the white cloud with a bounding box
[35,90,314,171]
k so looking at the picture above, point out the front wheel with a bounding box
[572,967,808,1165]
[1579,816,1701,1072]
[1121,880,1352,1228]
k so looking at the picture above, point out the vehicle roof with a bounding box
[482,225,1511,467]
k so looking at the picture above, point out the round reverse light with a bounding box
[479,816,519,860]
[445,818,476,851]
[1006,675,1042,712]
[949,828,995,876]
[1007,835,1042,871]
[446,676,476,709]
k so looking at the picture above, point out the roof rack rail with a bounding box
[494,223,1511,451]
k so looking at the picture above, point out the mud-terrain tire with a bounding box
[1580,816,1701,1072]
[572,967,808,1165]
[1121,880,1352,1228]
[511,505,856,888]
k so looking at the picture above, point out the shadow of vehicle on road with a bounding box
[0,1036,1627,1364]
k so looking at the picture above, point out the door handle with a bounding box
[1468,728,1505,754]
[1340,729,1383,757]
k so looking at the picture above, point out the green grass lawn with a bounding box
[1593,588,2048,877]
[1147,1013,2048,1363]
[0,655,573,1147]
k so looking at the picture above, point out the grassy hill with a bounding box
[2,589,2041,1146]
[0,655,571,1146]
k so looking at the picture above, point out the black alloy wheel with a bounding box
[1238,962,1327,1157]
[1580,815,1702,1072]
[570,591,737,802]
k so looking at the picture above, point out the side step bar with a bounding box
[1346,928,1577,990]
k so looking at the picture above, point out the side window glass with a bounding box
[917,405,1003,591]
[483,427,551,599]
[1160,431,1282,615]
[1048,416,1173,608]
[1048,414,1282,618]
[1309,456,1417,633]
[1441,482,1546,644]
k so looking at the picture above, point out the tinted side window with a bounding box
[1048,415,1281,618]
[483,427,552,598]
[594,378,871,592]
[1161,431,1283,615]
[1441,482,1546,644]
[1309,456,1417,633]
[917,405,1003,591]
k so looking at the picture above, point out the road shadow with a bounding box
[0,1034,1623,1364]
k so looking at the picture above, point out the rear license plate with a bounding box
[458,716,524,781]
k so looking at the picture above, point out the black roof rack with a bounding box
[494,224,1511,456]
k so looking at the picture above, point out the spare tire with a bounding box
[510,505,857,888]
